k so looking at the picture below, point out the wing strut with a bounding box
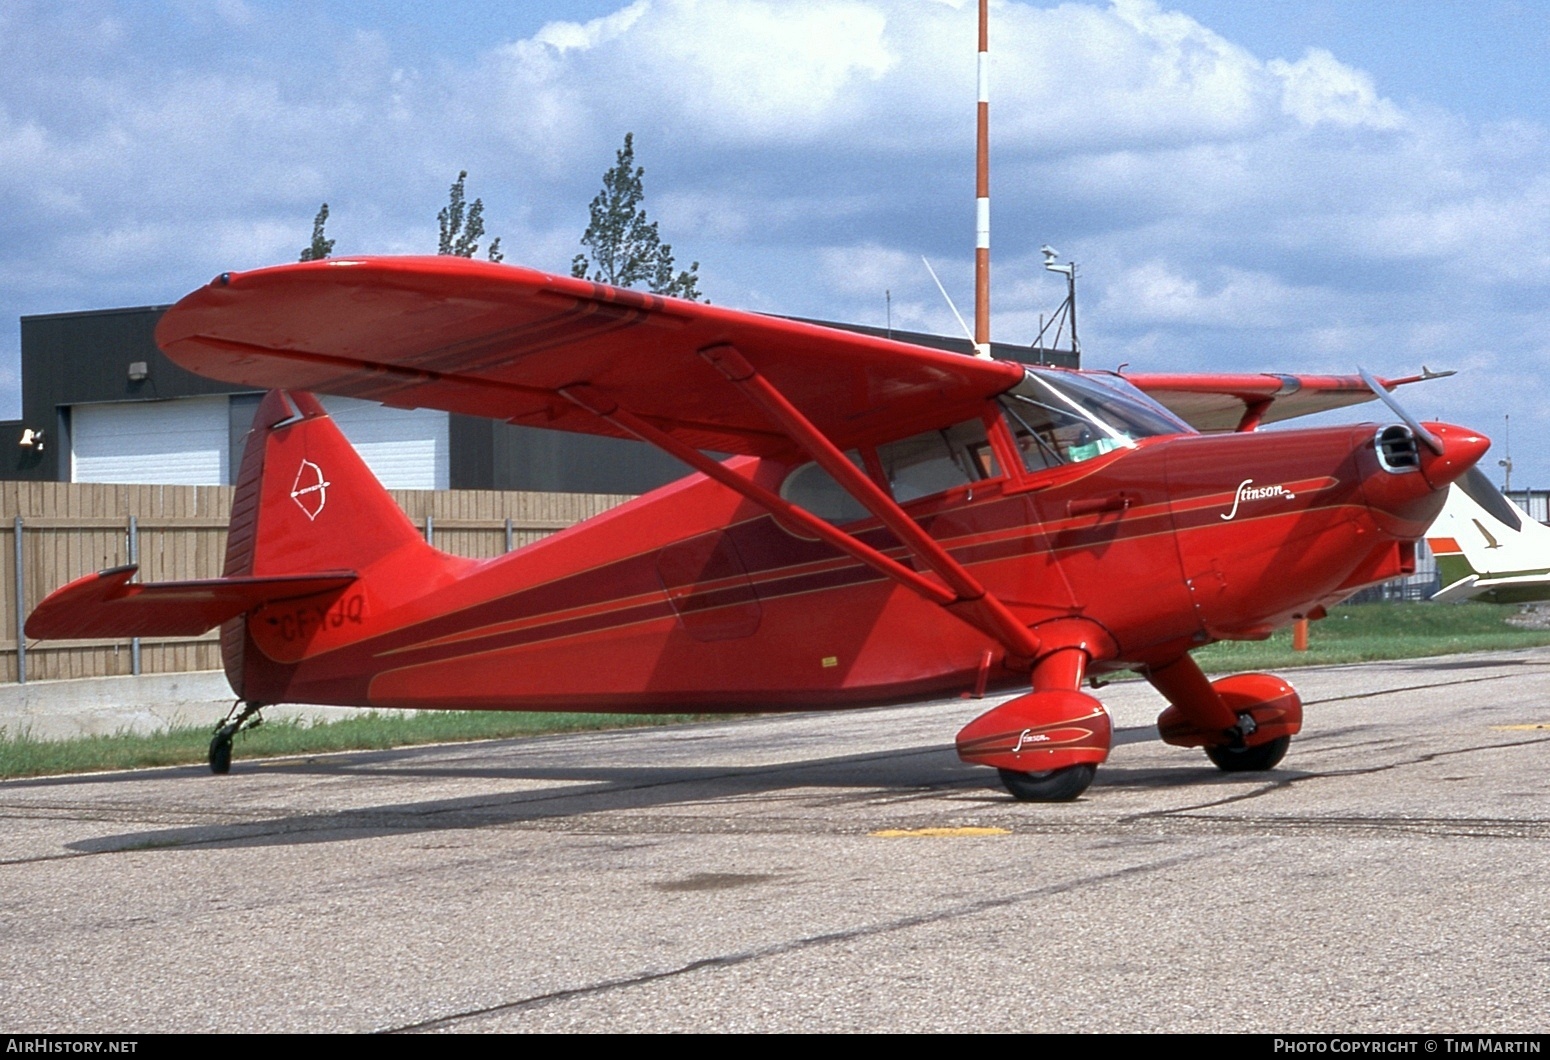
[1236,399,1272,433]
[675,343,1043,659]
[561,378,1041,663]
[573,345,1041,663]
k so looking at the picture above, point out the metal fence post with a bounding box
[425,514,434,545]
[128,515,141,676]
[505,517,514,553]
[13,515,24,685]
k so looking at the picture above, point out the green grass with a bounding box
[7,602,1550,780]
[1194,601,1550,673]
[0,709,715,780]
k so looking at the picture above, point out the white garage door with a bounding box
[71,396,229,485]
[72,396,450,489]
[318,397,449,491]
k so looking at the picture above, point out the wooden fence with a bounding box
[0,481,633,684]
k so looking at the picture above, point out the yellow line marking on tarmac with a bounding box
[1490,723,1550,731]
[870,826,1010,838]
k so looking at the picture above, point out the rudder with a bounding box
[221,390,468,697]
[224,390,430,579]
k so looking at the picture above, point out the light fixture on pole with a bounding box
[1041,245,1078,354]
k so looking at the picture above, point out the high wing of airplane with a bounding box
[1427,468,1550,604]
[26,256,1490,800]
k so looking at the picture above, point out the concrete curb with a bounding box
[0,671,413,740]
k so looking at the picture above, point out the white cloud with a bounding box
[819,243,921,298]
[1270,48,1404,130]
[493,0,897,147]
[636,0,897,138]
[1097,261,1338,330]
[533,1,649,53]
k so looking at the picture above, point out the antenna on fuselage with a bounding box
[923,255,977,348]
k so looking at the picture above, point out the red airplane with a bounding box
[25,257,1488,799]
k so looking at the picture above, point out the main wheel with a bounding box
[998,763,1096,802]
[208,733,233,775]
[1205,735,1290,772]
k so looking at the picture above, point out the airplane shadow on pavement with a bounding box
[55,723,1309,855]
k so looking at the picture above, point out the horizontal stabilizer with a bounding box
[1430,574,1481,604]
[26,565,357,639]
[1430,572,1550,606]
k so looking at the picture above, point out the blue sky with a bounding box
[3,0,1548,484]
[1166,1,1550,125]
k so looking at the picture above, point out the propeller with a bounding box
[1359,366,1444,455]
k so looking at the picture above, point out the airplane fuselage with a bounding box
[230,416,1452,714]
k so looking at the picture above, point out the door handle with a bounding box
[1067,493,1131,517]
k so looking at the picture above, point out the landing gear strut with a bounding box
[209,700,265,775]
[1149,657,1302,773]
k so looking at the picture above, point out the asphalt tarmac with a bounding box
[2,650,1547,1034]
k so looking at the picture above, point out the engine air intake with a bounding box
[1376,425,1421,472]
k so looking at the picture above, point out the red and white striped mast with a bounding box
[973,0,992,358]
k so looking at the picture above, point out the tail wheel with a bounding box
[207,700,264,775]
[998,763,1097,802]
[208,732,233,775]
[1205,734,1290,772]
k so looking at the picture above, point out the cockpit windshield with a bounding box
[1000,367,1194,470]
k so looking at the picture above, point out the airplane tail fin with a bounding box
[27,391,469,701]
[218,391,469,696]
[1427,467,1550,604]
[223,390,430,581]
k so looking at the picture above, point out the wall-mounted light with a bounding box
[19,428,44,452]
[127,361,149,382]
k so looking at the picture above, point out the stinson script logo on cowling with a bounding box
[1221,479,1296,521]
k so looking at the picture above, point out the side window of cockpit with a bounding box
[1000,396,1073,471]
[778,420,999,520]
[996,368,1191,476]
[876,419,998,503]
[1000,403,1061,473]
[999,395,1123,470]
[779,452,871,523]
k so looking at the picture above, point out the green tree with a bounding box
[298,203,335,262]
[438,170,503,262]
[571,133,701,300]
